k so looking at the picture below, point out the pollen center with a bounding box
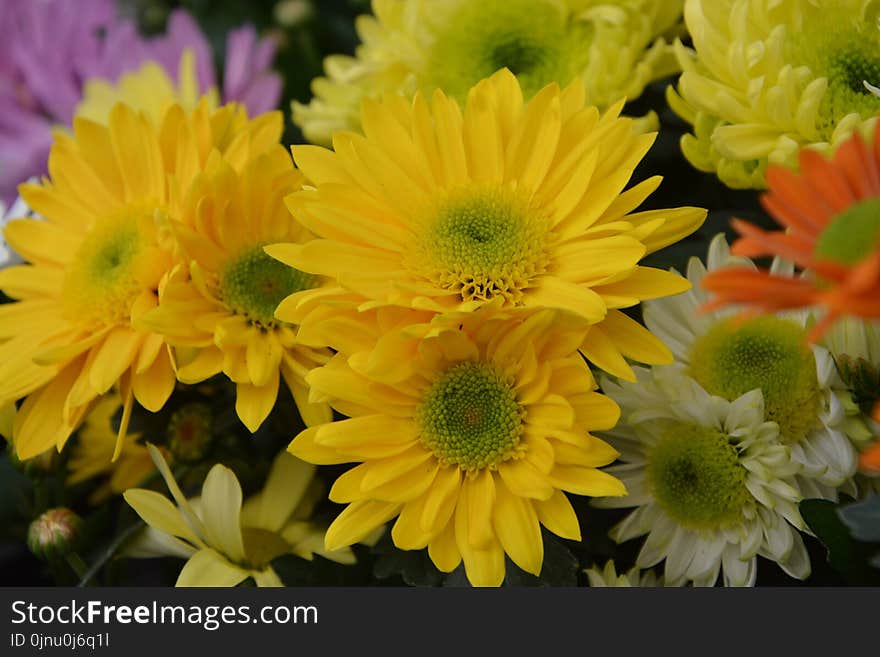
[424,0,590,101]
[646,422,751,530]
[219,245,316,328]
[62,210,163,325]
[411,187,551,304]
[689,316,821,444]
[814,197,880,265]
[788,11,880,135]
[417,361,525,471]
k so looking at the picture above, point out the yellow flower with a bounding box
[0,100,282,460]
[67,394,162,504]
[668,0,880,189]
[140,146,332,432]
[289,307,626,587]
[76,50,217,126]
[124,445,353,587]
[293,0,684,144]
[271,69,706,381]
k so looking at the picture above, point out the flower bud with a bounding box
[167,403,213,463]
[27,508,83,561]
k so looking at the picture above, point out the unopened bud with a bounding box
[167,403,213,463]
[27,508,83,561]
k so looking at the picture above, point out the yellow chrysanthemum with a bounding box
[140,146,332,432]
[271,69,706,381]
[289,307,626,587]
[124,446,354,587]
[76,49,217,126]
[66,393,161,504]
[0,100,282,460]
[668,0,880,189]
[293,0,684,145]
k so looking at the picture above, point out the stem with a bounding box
[66,553,88,580]
[77,520,144,587]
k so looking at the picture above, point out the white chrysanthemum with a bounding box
[643,234,858,490]
[585,560,666,587]
[0,181,39,270]
[597,367,809,587]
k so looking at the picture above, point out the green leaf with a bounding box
[800,498,880,584]
[837,494,880,543]
[503,533,579,587]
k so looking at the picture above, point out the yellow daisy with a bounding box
[76,49,216,126]
[140,146,332,432]
[0,100,282,460]
[66,393,162,504]
[271,69,706,381]
[289,307,626,587]
[124,445,354,587]
[668,0,880,189]
[293,0,684,144]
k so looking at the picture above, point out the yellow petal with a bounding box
[580,324,635,382]
[132,347,175,412]
[199,464,246,562]
[535,490,581,541]
[235,371,279,433]
[324,500,401,551]
[594,266,691,305]
[464,470,496,549]
[391,496,432,550]
[123,489,203,548]
[547,465,627,497]
[420,465,462,535]
[493,479,544,576]
[497,458,555,501]
[251,452,316,532]
[598,310,673,365]
[176,548,251,587]
[428,519,462,573]
[524,276,606,324]
[288,426,349,465]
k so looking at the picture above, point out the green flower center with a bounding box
[411,187,551,304]
[646,422,751,530]
[219,245,315,328]
[241,527,290,569]
[167,403,213,463]
[689,316,821,444]
[814,198,880,265]
[424,0,590,101]
[788,7,880,135]
[417,361,525,471]
[63,211,160,325]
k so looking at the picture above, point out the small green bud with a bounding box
[167,403,213,463]
[27,508,83,561]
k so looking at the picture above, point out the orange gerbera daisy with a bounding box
[701,130,880,341]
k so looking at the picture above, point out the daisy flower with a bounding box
[646,234,858,489]
[124,446,354,587]
[140,146,332,433]
[270,69,707,382]
[0,1,280,204]
[293,0,684,145]
[668,0,880,189]
[0,101,282,460]
[701,131,880,338]
[597,367,810,587]
[289,307,625,587]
